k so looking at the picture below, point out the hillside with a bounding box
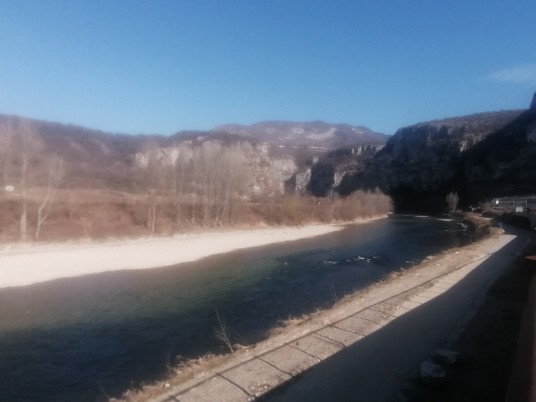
[0,116,388,191]
[460,99,536,204]
[0,115,391,241]
[213,121,387,147]
[213,121,387,164]
[2,92,534,239]
[334,102,534,212]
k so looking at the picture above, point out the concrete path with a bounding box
[148,232,528,402]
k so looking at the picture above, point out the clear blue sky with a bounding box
[1,1,535,135]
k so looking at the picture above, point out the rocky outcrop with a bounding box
[133,136,298,196]
[338,110,526,212]
[306,144,384,197]
[295,169,311,195]
[531,91,536,110]
[459,103,536,204]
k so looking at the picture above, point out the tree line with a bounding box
[0,121,393,242]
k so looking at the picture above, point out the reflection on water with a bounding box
[0,215,459,402]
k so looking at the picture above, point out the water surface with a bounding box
[0,215,459,401]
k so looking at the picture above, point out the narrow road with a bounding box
[148,230,528,402]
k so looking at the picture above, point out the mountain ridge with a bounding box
[212,120,388,149]
[2,93,534,214]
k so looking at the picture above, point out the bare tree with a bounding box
[0,120,14,188]
[446,192,459,212]
[214,309,234,353]
[19,149,28,241]
[138,140,166,234]
[35,157,63,240]
[17,120,35,241]
[172,158,186,228]
[192,144,249,227]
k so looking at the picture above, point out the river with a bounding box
[0,215,460,402]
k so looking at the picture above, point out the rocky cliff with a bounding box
[132,133,298,196]
[305,144,384,197]
[459,99,536,204]
[337,108,528,212]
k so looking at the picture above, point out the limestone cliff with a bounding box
[132,135,298,196]
[459,100,536,204]
[337,109,526,211]
[306,144,384,197]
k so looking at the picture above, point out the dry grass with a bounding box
[266,310,323,337]
[463,212,495,239]
[0,188,393,243]
[111,353,230,402]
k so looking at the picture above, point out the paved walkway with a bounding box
[148,232,528,402]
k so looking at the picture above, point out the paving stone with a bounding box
[354,308,388,323]
[368,302,399,316]
[421,288,443,297]
[261,345,319,375]
[334,315,381,335]
[431,283,453,291]
[402,300,422,309]
[380,297,411,310]
[411,295,433,304]
[222,358,291,398]
[289,333,343,360]
[315,326,363,347]
[177,375,249,402]
[393,294,412,302]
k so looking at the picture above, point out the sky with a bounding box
[0,1,535,136]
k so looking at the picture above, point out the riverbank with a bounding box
[0,217,384,288]
[117,228,530,402]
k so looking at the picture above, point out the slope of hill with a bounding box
[213,120,387,149]
[336,108,528,211]
[460,99,536,204]
[0,114,392,241]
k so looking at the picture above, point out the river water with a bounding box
[0,215,460,402]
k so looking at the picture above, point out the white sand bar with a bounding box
[0,224,351,288]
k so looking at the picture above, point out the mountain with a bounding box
[213,120,387,150]
[0,115,144,189]
[4,92,533,215]
[460,97,536,204]
[332,98,535,212]
[0,116,389,197]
